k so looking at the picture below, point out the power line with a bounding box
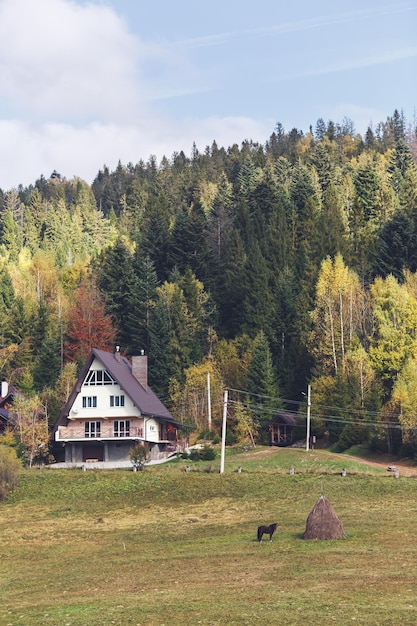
[226,386,404,420]
[226,388,417,431]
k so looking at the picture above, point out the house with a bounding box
[0,380,17,433]
[268,412,297,446]
[53,347,186,464]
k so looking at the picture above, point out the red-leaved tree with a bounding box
[64,279,117,365]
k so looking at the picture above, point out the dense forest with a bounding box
[2,108,417,459]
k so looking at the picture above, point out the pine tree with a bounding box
[140,195,171,281]
[33,335,61,392]
[246,330,281,442]
[374,213,417,280]
[95,238,136,349]
[1,210,20,261]
[240,241,273,337]
[125,251,159,355]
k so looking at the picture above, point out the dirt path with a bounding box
[341,453,417,477]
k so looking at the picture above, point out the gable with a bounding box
[55,349,178,431]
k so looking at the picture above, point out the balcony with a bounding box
[56,424,144,441]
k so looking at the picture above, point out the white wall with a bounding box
[69,359,141,420]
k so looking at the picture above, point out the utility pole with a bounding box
[207,371,212,431]
[306,383,311,452]
[220,389,228,474]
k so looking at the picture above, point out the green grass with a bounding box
[1,446,417,625]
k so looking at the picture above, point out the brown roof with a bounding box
[54,348,179,431]
[268,412,297,427]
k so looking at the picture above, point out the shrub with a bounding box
[199,445,216,461]
[0,445,22,501]
[189,449,200,462]
[129,443,150,471]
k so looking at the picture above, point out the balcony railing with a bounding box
[57,425,179,442]
[57,425,143,440]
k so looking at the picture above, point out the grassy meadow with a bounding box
[1,446,417,626]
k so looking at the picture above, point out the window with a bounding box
[85,370,116,385]
[110,395,125,407]
[114,420,130,437]
[82,396,97,408]
[85,421,101,438]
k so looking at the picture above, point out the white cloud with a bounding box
[0,115,271,190]
[0,0,272,190]
[0,0,144,123]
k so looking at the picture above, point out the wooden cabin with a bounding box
[268,412,296,447]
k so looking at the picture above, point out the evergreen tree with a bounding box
[95,238,136,349]
[374,213,417,280]
[33,334,61,392]
[140,195,171,282]
[178,268,214,363]
[167,201,208,279]
[206,173,234,288]
[240,241,273,337]
[1,210,20,261]
[269,267,299,395]
[148,281,197,397]
[125,251,159,355]
[317,182,347,259]
[0,266,15,342]
[217,230,247,338]
[246,330,281,443]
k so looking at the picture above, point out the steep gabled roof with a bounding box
[268,412,297,427]
[55,348,178,430]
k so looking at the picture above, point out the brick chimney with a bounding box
[131,351,147,389]
[115,345,121,363]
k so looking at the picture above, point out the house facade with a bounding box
[53,348,185,464]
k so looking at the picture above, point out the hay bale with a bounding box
[304,495,345,540]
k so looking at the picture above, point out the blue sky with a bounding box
[0,0,415,190]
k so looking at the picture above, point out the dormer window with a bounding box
[85,370,116,386]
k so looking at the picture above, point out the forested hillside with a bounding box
[1,109,417,458]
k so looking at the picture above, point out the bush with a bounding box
[129,443,150,471]
[0,445,22,501]
[199,445,216,461]
[185,446,216,462]
[189,449,200,462]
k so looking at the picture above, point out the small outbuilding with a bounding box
[303,495,345,540]
[268,412,296,446]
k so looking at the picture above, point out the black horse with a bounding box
[257,523,277,542]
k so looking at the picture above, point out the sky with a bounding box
[0,0,416,191]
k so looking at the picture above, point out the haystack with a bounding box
[303,495,345,540]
